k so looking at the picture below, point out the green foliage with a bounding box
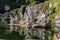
[17,5,26,19]
[48,7,55,13]
[30,1,38,6]
[29,0,35,3]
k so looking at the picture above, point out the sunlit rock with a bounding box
[27,5,35,23]
[49,2,52,8]
[53,2,57,7]
[4,5,11,11]
[54,13,60,31]
[36,10,46,27]
[55,33,60,40]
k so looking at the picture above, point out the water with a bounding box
[0,26,25,40]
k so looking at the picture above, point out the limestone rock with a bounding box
[0,3,48,39]
[54,13,60,31]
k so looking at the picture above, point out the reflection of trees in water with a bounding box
[0,26,25,40]
[0,12,24,40]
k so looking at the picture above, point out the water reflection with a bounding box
[0,26,25,40]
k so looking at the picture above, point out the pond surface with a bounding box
[0,26,25,40]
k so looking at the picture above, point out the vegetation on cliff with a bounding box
[0,0,60,40]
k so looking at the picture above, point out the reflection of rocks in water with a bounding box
[24,28,45,40]
[31,28,45,39]
[1,11,20,33]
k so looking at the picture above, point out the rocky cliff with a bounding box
[0,0,60,40]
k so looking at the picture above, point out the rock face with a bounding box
[0,3,48,39]
[54,13,60,31]
[20,4,47,39]
[51,13,60,40]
